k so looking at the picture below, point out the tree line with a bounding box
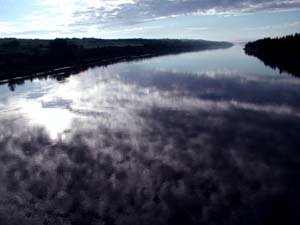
[244,33,300,77]
[0,38,232,81]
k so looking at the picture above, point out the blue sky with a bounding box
[0,0,299,41]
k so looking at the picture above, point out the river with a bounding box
[0,45,299,225]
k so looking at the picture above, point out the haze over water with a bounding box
[0,46,300,225]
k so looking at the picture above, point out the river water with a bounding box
[0,45,299,225]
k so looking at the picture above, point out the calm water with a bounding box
[0,45,300,225]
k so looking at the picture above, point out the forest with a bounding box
[0,38,232,81]
[244,33,300,77]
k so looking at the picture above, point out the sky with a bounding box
[0,0,299,42]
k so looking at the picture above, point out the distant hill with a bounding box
[244,33,300,77]
[0,38,232,81]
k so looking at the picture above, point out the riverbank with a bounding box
[0,38,233,82]
[244,33,300,77]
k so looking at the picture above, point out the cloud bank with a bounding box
[1,0,300,37]
[70,0,300,26]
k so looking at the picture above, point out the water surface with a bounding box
[0,45,300,225]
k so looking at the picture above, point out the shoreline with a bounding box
[0,40,233,86]
[244,34,300,77]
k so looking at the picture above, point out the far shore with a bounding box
[0,38,233,84]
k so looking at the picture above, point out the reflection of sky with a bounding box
[0,47,300,224]
[0,46,299,138]
[136,45,289,75]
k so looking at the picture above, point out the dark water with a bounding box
[0,45,300,225]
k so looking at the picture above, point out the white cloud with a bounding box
[186,27,209,31]
[1,0,300,38]
[244,21,300,30]
[0,22,17,34]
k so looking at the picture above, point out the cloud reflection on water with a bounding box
[0,51,300,225]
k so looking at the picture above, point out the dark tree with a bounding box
[2,39,20,48]
[244,33,300,77]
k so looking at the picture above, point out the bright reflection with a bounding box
[0,46,300,140]
[19,100,74,139]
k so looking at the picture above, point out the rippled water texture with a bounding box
[0,46,300,225]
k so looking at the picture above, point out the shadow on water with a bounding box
[2,47,232,92]
[244,50,300,78]
[3,54,156,91]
